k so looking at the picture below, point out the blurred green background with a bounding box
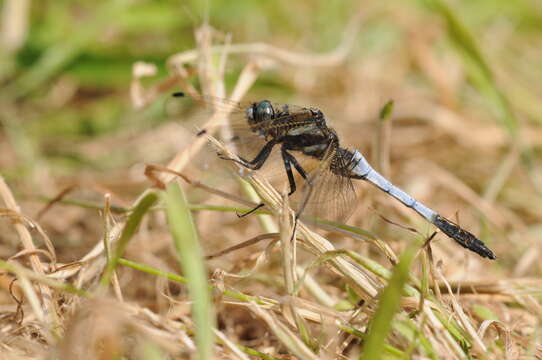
[2,0,541,174]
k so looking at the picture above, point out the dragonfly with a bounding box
[170,91,496,260]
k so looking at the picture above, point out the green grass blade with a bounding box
[379,100,394,121]
[163,182,214,360]
[118,258,187,284]
[361,243,418,360]
[100,191,158,286]
[0,259,88,296]
[118,257,276,307]
[341,326,405,358]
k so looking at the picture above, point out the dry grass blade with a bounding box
[205,233,279,260]
[0,259,87,296]
[35,184,77,220]
[436,264,487,354]
[145,164,257,207]
[12,267,44,324]
[438,278,542,297]
[214,329,251,360]
[0,176,59,330]
[250,304,319,360]
[168,11,362,68]
[0,209,56,267]
[477,320,516,359]
[311,219,398,264]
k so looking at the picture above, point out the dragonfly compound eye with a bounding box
[245,106,254,121]
[252,100,274,124]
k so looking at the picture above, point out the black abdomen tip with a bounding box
[172,91,185,97]
[433,215,496,260]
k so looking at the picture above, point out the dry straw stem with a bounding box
[438,278,542,297]
[102,193,124,302]
[250,303,320,360]
[436,264,487,354]
[0,208,56,267]
[167,11,362,69]
[277,192,316,350]
[213,328,251,360]
[0,176,59,331]
[1,0,30,53]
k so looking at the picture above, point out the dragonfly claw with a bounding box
[237,203,265,218]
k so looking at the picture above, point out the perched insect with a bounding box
[170,92,496,259]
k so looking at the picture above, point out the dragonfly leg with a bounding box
[232,140,280,218]
[236,203,265,218]
[288,151,308,180]
[219,139,278,170]
[239,147,309,218]
[281,149,308,196]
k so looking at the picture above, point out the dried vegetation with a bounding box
[1,1,542,359]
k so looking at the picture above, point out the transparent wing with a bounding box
[291,147,358,223]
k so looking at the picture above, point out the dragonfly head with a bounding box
[246,100,274,125]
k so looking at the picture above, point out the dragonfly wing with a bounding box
[292,147,358,223]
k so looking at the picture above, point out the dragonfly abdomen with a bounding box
[346,149,495,259]
[348,150,437,222]
[433,216,496,259]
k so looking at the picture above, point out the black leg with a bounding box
[280,149,312,221]
[281,149,308,196]
[281,149,297,196]
[237,203,265,218]
[228,140,278,218]
[286,151,308,180]
[219,139,278,170]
